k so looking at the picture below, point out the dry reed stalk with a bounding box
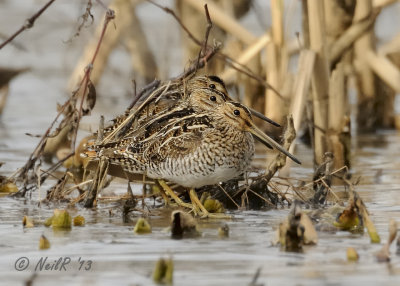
[329,13,377,64]
[373,0,399,8]
[353,0,374,95]
[220,33,271,83]
[123,6,158,83]
[301,0,310,48]
[353,0,376,130]
[265,0,285,127]
[10,6,115,198]
[68,0,156,91]
[280,50,315,176]
[307,0,330,165]
[365,51,400,93]
[271,0,284,46]
[328,62,347,169]
[182,0,257,45]
[265,115,297,182]
[289,50,315,141]
[323,0,354,171]
[68,0,129,90]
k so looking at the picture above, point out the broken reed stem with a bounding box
[265,0,284,124]
[329,10,378,64]
[265,115,296,182]
[221,33,271,83]
[354,0,376,131]
[279,49,315,176]
[0,0,57,50]
[84,157,109,208]
[307,0,330,165]
[365,50,400,93]
[328,62,348,169]
[289,50,315,150]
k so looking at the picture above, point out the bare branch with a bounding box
[0,0,57,50]
[146,0,202,46]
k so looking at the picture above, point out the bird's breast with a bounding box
[149,129,255,188]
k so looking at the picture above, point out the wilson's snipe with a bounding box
[114,101,299,184]
[95,75,279,147]
[84,75,299,216]
[85,99,300,217]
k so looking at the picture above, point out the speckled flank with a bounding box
[149,126,255,188]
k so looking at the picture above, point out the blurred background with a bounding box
[1,1,400,285]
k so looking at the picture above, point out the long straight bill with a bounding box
[248,108,281,127]
[248,122,301,164]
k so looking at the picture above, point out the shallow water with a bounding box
[1,1,400,286]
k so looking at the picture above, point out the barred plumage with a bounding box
[83,75,300,189]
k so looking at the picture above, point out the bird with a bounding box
[83,76,238,212]
[95,75,280,147]
[84,100,300,217]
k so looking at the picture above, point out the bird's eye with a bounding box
[234,109,240,116]
[209,84,216,89]
[210,95,216,101]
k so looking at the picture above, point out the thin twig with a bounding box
[175,46,220,79]
[217,53,284,98]
[147,0,219,80]
[63,179,94,196]
[10,6,115,198]
[146,0,202,46]
[0,0,57,50]
[320,178,341,202]
[73,8,115,150]
[195,4,213,72]
[268,181,292,205]
[218,184,240,209]
[304,166,348,187]
[246,188,275,207]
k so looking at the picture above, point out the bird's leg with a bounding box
[157,186,171,206]
[158,179,193,209]
[189,189,231,219]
